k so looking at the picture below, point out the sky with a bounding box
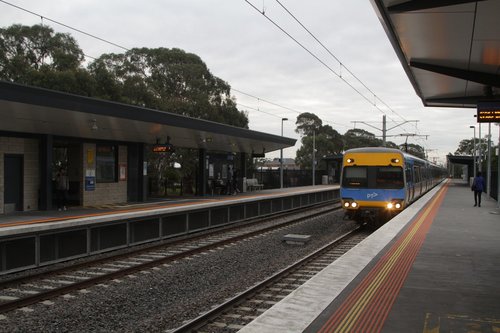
[0,0,490,165]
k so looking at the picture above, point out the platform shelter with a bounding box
[0,81,296,214]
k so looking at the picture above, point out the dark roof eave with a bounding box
[0,80,296,146]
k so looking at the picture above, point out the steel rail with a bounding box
[0,203,341,314]
[0,200,338,285]
[171,227,365,333]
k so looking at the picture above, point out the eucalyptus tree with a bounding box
[0,24,92,94]
[294,113,343,170]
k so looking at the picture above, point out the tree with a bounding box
[88,47,251,191]
[1,24,252,196]
[399,143,425,159]
[295,112,322,137]
[88,47,248,128]
[342,128,382,150]
[0,24,92,94]
[294,113,343,169]
[455,138,475,155]
[454,137,490,156]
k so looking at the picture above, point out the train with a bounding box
[340,147,447,225]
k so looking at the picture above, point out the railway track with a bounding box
[0,202,340,315]
[171,228,370,333]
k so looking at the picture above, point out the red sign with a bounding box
[152,144,174,153]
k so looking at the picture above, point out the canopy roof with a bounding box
[0,81,296,154]
[370,0,500,108]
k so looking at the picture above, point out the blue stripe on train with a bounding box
[340,188,406,202]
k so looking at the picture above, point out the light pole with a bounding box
[312,130,316,186]
[497,123,500,209]
[280,118,288,189]
[487,123,491,197]
[470,125,476,179]
[478,123,482,172]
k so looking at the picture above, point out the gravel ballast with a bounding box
[1,210,357,332]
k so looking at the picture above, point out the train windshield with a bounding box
[342,166,404,189]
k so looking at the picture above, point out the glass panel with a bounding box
[342,166,403,189]
[376,167,404,189]
[96,145,116,182]
[342,167,368,187]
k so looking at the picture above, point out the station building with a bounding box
[0,81,296,214]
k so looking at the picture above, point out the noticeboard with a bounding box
[85,176,95,191]
[477,102,500,123]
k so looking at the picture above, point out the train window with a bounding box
[342,167,368,187]
[405,165,413,183]
[414,166,421,183]
[342,166,403,189]
[375,167,404,189]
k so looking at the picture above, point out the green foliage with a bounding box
[295,113,429,169]
[454,137,489,157]
[0,23,252,195]
[294,113,343,169]
[343,128,383,150]
[0,24,87,91]
[88,47,250,186]
[295,112,322,137]
[87,47,248,128]
[399,142,425,159]
[455,138,474,155]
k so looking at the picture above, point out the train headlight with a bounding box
[343,200,358,209]
[387,201,403,210]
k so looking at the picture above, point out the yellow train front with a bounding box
[340,147,444,225]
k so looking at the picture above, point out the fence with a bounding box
[252,169,336,189]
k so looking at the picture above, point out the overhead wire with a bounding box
[274,0,409,124]
[233,88,350,129]
[1,0,422,147]
[0,1,302,124]
[236,102,283,119]
[243,0,426,147]
[243,0,388,117]
[0,0,353,131]
[0,0,130,52]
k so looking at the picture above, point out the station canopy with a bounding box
[370,0,500,108]
[0,81,296,155]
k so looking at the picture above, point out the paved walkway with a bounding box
[240,179,500,333]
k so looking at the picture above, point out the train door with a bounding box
[4,154,23,212]
[405,164,413,203]
[52,141,82,207]
[414,166,422,196]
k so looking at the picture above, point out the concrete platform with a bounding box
[0,185,338,236]
[239,179,500,333]
[0,185,338,275]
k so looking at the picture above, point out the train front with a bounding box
[340,149,406,223]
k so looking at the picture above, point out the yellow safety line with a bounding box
[331,186,446,333]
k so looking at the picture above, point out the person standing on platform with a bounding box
[232,169,240,195]
[472,171,485,207]
[56,167,69,211]
[227,165,234,195]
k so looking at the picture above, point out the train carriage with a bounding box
[340,147,445,225]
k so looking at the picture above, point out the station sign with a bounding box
[152,143,174,153]
[477,102,500,123]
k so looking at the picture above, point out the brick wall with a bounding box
[82,144,127,206]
